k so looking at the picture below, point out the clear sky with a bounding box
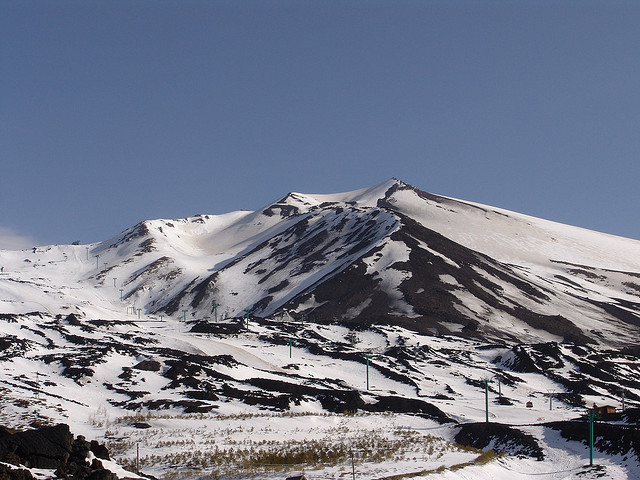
[2,0,640,248]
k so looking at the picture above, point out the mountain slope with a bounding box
[2,178,640,347]
[2,179,640,479]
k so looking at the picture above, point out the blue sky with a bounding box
[2,0,640,248]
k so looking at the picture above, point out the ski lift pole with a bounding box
[586,410,600,466]
[288,338,294,358]
[482,378,493,423]
[244,309,251,331]
[363,354,371,390]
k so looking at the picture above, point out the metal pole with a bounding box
[485,380,489,423]
[288,338,293,358]
[183,309,187,322]
[95,254,99,269]
[119,289,124,301]
[212,302,218,322]
[482,379,493,422]
[86,247,89,261]
[585,410,599,466]
[137,308,141,319]
[113,278,117,288]
[363,354,370,390]
[245,309,250,331]
[589,413,594,466]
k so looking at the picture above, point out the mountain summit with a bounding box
[3,179,639,348]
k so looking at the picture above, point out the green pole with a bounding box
[288,338,293,358]
[586,410,599,466]
[363,354,371,390]
[590,415,594,466]
[485,381,489,422]
[482,379,493,423]
[182,309,187,322]
[244,309,251,331]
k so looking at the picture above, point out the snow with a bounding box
[391,186,640,272]
[1,179,639,479]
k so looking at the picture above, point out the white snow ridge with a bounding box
[1,178,639,480]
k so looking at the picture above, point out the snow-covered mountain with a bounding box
[1,178,640,479]
[6,178,638,347]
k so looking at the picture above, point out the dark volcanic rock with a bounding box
[0,463,37,480]
[454,422,544,460]
[547,419,640,460]
[0,424,128,480]
[369,396,451,424]
[133,360,161,372]
[0,423,72,468]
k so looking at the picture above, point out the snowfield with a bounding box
[1,179,639,479]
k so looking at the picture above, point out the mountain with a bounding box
[1,178,640,479]
[9,178,638,347]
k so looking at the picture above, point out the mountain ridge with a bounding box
[2,178,640,348]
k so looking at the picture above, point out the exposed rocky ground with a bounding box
[0,423,142,480]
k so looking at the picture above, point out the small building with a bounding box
[593,405,616,415]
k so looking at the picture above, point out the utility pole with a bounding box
[212,302,218,322]
[244,309,251,331]
[288,338,294,358]
[119,289,124,301]
[94,254,100,269]
[137,308,141,320]
[182,309,188,322]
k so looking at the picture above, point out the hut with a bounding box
[593,405,616,415]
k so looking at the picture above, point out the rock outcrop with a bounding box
[0,424,134,480]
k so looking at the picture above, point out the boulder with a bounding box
[0,423,72,468]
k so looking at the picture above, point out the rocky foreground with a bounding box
[0,423,144,480]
